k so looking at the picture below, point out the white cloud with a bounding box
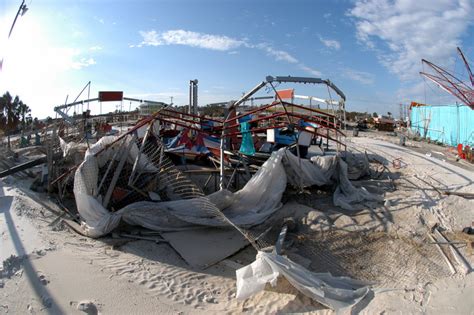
[348,0,473,81]
[298,64,322,77]
[256,43,322,76]
[134,30,321,77]
[319,36,341,50]
[93,16,105,24]
[256,43,298,63]
[343,68,374,85]
[138,29,245,51]
[71,57,96,70]
[89,46,103,51]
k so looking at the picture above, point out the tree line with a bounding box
[0,91,39,147]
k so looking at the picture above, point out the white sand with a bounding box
[1,134,473,314]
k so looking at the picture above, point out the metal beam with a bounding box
[122,97,167,106]
[232,81,268,109]
[294,94,338,105]
[54,98,99,111]
[268,75,346,101]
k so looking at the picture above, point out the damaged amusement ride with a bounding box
[44,75,381,311]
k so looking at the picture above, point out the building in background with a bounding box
[139,101,167,117]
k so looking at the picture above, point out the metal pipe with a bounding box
[271,75,346,101]
[189,80,192,115]
[122,97,166,105]
[219,137,225,190]
[193,79,198,115]
[232,81,267,109]
[54,98,100,111]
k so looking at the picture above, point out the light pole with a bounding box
[1,0,29,71]
[8,0,29,39]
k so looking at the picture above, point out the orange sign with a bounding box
[276,89,294,100]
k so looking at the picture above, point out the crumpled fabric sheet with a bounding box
[74,139,287,237]
[74,135,380,237]
[282,150,382,210]
[340,151,370,180]
[236,251,372,311]
[120,148,287,231]
[333,157,383,210]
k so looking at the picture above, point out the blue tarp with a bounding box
[410,104,474,146]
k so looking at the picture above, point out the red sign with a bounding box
[276,89,294,100]
[99,91,123,102]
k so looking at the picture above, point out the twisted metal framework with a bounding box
[420,47,474,109]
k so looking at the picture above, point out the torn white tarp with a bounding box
[341,151,370,180]
[333,157,382,210]
[282,151,382,210]
[236,251,372,311]
[74,134,380,237]
[121,148,287,230]
[74,138,287,237]
[73,135,159,237]
[59,137,88,164]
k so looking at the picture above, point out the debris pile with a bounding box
[3,75,471,313]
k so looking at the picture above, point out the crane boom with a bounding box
[457,47,474,87]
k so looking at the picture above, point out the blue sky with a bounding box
[1,0,473,118]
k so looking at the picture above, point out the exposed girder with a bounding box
[457,47,474,88]
[420,56,474,109]
[232,75,346,110]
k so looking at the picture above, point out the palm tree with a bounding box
[0,96,5,130]
[0,92,22,148]
[16,100,31,133]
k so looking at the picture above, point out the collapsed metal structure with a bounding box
[7,74,450,312]
[47,75,348,195]
[420,47,474,109]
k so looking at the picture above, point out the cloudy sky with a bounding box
[0,0,473,118]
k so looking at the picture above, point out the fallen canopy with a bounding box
[73,135,287,237]
[73,136,380,237]
[236,251,372,311]
[282,150,383,210]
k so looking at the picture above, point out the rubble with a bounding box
[2,75,473,314]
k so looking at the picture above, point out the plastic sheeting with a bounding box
[282,151,382,210]
[74,138,287,237]
[123,147,286,230]
[73,135,159,237]
[236,251,372,311]
[341,151,370,180]
[74,135,379,237]
[59,137,88,164]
